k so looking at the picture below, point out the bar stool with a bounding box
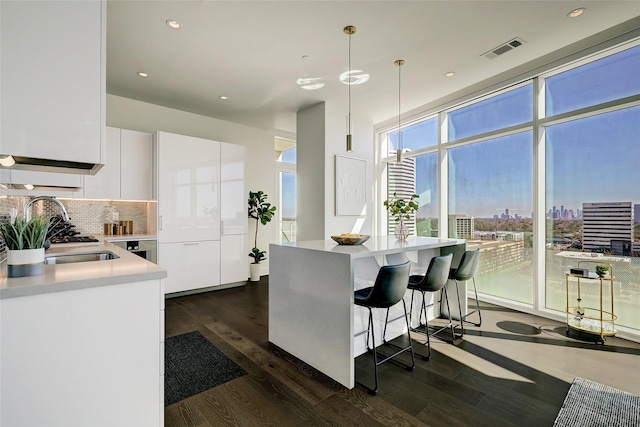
[449,249,481,337]
[354,261,414,396]
[407,253,454,360]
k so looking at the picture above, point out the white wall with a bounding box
[107,94,277,276]
[296,100,375,240]
[323,99,375,237]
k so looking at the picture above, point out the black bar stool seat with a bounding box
[407,253,454,360]
[448,249,482,337]
[354,261,414,396]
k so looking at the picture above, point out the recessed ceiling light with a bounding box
[166,19,181,29]
[567,7,585,18]
[219,96,228,100]
[445,71,455,77]
[137,72,149,78]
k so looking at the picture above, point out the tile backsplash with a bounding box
[0,189,156,261]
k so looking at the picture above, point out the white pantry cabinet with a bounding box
[156,132,248,294]
[0,0,106,170]
[83,127,153,200]
[0,279,164,426]
[159,240,221,293]
[156,132,221,243]
[220,142,248,283]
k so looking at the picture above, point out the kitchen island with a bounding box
[0,242,167,426]
[269,236,466,389]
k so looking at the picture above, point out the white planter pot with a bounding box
[7,248,45,277]
[249,263,261,282]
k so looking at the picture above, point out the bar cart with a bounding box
[565,261,616,344]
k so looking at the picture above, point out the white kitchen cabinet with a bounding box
[159,240,221,294]
[156,132,221,243]
[83,127,153,200]
[121,129,153,200]
[220,142,248,284]
[83,126,121,199]
[0,0,105,171]
[0,279,163,426]
[221,234,248,284]
[5,170,83,198]
[221,142,247,235]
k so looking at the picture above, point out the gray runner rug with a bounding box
[553,377,640,426]
[165,330,247,406]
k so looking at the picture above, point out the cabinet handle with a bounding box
[183,242,200,246]
[221,220,224,235]
[159,215,163,230]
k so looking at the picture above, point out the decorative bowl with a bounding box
[331,234,370,245]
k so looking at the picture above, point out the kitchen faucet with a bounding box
[23,196,70,222]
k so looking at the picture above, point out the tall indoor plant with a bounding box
[384,192,419,240]
[247,190,276,281]
[0,215,50,277]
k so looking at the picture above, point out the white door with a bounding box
[83,126,121,199]
[156,131,220,243]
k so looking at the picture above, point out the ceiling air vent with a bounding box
[482,37,525,59]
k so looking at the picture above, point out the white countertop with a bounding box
[0,241,166,299]
[273,236,466,259]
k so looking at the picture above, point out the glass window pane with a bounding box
[448,131,533,304]
[415,152,438,237]
[545,45,640,116]
[388,116,438,154]
[280,147,297,163]
[448,84,533,141]
[280,172,296,242]
[545,106,640,331]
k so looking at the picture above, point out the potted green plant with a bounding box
[384,192,419,240]
[595,264,610,278]
[247,191,276,282]
[0,215,50,277]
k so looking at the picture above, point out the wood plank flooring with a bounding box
[165,276,640,427]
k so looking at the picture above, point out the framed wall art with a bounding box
[335,155,366,216]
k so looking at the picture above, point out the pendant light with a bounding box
[344,25,356,152]
[395,59,405,163]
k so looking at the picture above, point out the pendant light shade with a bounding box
[344,25,356,152]
[395,59,405,163]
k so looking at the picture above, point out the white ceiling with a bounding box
[106,1,640,134]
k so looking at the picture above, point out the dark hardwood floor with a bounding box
[165,276,640,427]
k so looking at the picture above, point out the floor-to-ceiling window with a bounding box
[383,117,438,236]
[378,39,640,335]
[543,44,640,331]
[447,84,534,304]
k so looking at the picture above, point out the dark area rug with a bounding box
[553,377,640,426]
[165,330,246,406]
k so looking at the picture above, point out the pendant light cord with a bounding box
[395,59,405,163]
[344,26,356,152]
[348,31,352,136]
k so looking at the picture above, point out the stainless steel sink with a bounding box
[44,251,120,265]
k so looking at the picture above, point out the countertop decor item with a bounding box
[384,191,419,240]
[247,190,276,281]
[0,215,50,277]
[331,234,370,245]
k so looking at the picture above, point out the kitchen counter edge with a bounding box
[0,242,166,299]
